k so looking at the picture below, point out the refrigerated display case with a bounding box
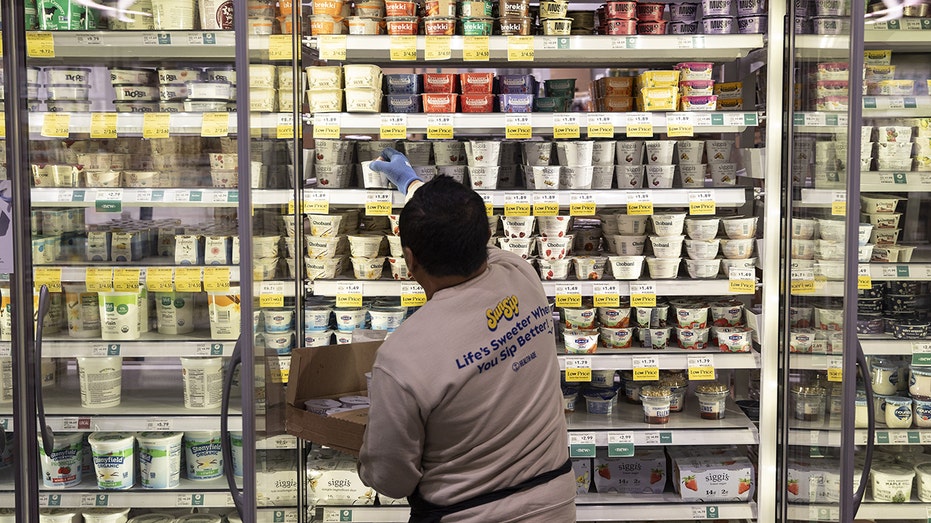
[0,1,305,521]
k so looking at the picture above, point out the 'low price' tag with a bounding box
[587,113,615,139]
[503,193,531,216]
[564,357,592,382]
[336,282,363,308]
[532,193,559,216]
[630,281,657,307]
[858,264,872,290]
[728,267,755,294]
[401,283,427,307]
[505,114,532,140]
[592,282,619,308]
[688,191,715,215]
[687,355,715,380]
[380,114,407,140]
[555,283,582,308]
[569,192,596,216]
[626,113,653,138]
[627,191,653,215]
[632,356,659,381]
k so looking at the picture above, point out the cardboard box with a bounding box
[307,454,376,505]
[672,455,755,502]
[593,448,666,494]
[285,341,381,456]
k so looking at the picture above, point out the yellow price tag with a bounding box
[203,267,231,292]
[553,124,580,139]
[426,114,454,140]
[277,113,296,140]
[318,35,347,61]
[143,113,171,139]
[34,268,62,293]
[507,35,534,61]
[533,203,559,217]
[85,268,114,293]
[336,293,363,308]
[565,367,592,382]
[174,268,203,292]
[145,267,174,292]
[425,35,451,60]
[592,293,619,307]
[268,34,294,61]
[688,365,716,380]
[506,124,532,140]
[463,36,490,61]
[200,113,230,137]
[389,35,418,61]
[630,293,657,307]
[689,200,716,215]
[667,124,694,137]
[0,113,5,139]
[555,294,582,308]
[832,201,846,216]
[90,113,118,139]
[729,279,755,294]
[269,358,290,383]
[587,124,615,138]
[858,265,872,290]
[627,202,654,215]
[791,279,815,295]
[259,294,285,308]
[302,191,331,215]
[569,202,596,216]
[380,114,407,140]
[113,268,141,292]
[633,367,660,381]
[26,32,55,58]
[626,124,653,138]
[366,201,392,216]
[828,368,843,382]
[827,357,843,382]
[41,113,70,138]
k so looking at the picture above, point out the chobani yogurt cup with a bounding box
[38,432,84,488]
[88,432,135,490]
[77,356,122,408]
[184,431,223,481]
[136,432,182,489]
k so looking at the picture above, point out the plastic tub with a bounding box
[646,257,681,279]
[180,357,223,409]
[39,432,84,488]
[564,330,599,354]
[184,431,223,481]
[584,389,617,414]
[82,508,131,523]
[136,432,182,489]
[78,356,122,408]
[695,382,728,419]
[640,385,672,424]
[97,292,141,341]
[88,432,135,490]
[884,396,913,428]
[871,464,915,502]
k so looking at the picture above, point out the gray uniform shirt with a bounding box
[359,248,576,522]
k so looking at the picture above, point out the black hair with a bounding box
[399,175,490,277]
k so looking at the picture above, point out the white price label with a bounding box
[173,190,192,203]
[568,432,596,446]
[630,281,656,295]
[632,356,659,369]
[565,357,591,370]
[643,432,661,445]
[593,282,620,296]
[0,344,9,358]
[337,282,363,296]
[607,432,634,444]
[61,418,79,430]
[147,418,172,431]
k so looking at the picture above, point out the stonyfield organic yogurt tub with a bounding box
[88,432,135,490]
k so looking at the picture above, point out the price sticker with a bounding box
[401,283,427,307]
[479,192,494,216]
[146,418,172,431]
[34,268,62,293]
[553,113,581,139]
[81,494,107,507]
[336,282,363,308]
[568,432,596,458]
[463,36,490,61]
[607,432,635,457]
[693,506,721,520]
[26,32,55,57]
[564,357,592,382]
[365,190,393,216]
[0,113,4,139]
[425,35,451,60]
[728,267,755,294]
[626,113,654,138]
[113,268,141,292]
[174,268,203,292]
[380,114,407,140]
[632,356,660,381]
[203,267,231,292]
[277,113,296,140]
[555,283,582,308]
[831,191,846,216]
[507,35,534,61]
[91,343,121,356]
[592,282,620,308]
[587,113,615,138]
[912,342,931,366]
[143,113,171,139]
[666,112,694,137]
[95,189,123,213]
[426,114,454,140]
[688,191,715,215]
[687,355,715,380]
[259,282,286,308]
[827,356,843,382]
[41,113,70,138]
[318,34,347,61]
[791,269,815,295]
[313,113,341,140]
[90,112,118,139]
[532,193,560,216]
[303,190,330,215]
[626,191,653,215]
[389,35,418,61]
[146,267,174,292]
[201,112,230,137]
[858,264,872,290]
[268,34,293,61]
[569,192,596,216]
[85,268,114,293]
[630,281,657,308]
[505,114,532,140]
[269,355,291,383]
[503,193,531,216]
[196,342,224,356]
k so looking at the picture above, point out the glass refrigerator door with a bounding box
[0,0,301,520]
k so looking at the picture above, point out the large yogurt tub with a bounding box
[871,464,915,502]
[915,462,931,502]
[136,432,182,489]
[82,508,131,523]
[88,432,135,490]
[38,432,84,488]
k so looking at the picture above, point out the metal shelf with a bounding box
[304,34,764,66]
[31,332,237,358]
[567,398,759,445]
[558,349,759,371]
[795,20,931,58]
[29,112,287,137]
[315,112,760,135]
[31,188,291,207]
[24,31,289,61]
[789,422,931,447]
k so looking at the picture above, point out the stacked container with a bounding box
[539,0,572,35]
[45,67,92,113]
[498,0,533,35]
[676,62,717,111]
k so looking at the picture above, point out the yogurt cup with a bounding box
[63,283,101,338]
[231,431,244,478]
[649,235,684,258]
[669,2,699,20]
[88,432,135,490]
[600,326,634,348]
[684,239,720,260]
[263,309,294,333]
[651,213,686,237]
[608,255,645,279]
[181,357,223,409]
[78,356,122,408]
[615,165,645,188]
[136,432,182,489]
[884,396,913,428]
[702,16,734,33]
[684,258,721,279]
[616,140,645,165]
[184,431,223,481]
[335,308,368,331]
[685,218,720,241]
[39,432,84,488]
[916,462,931,501]
[871,464,915,502]
[611,235,647,255]
[207,287,241,340]
[645,327,671,349]
[155,292,194,335]
[82,508,131,523]
[696,383,729,419]
[98,292,141,341]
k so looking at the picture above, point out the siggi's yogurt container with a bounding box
[136,432,182,489]
[38,432,84,488]
[88,432,135,490]
[184,431,223,481]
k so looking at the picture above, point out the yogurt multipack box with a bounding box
[307,452,376,506]
[672,454,756,501]
[593,447,667,494]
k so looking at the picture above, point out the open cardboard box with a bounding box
[285,341,382,456]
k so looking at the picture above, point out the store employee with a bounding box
[358,149,576,523]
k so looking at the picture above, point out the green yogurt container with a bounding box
[460,16,495,34]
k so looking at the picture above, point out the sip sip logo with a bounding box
[486,295,519,331]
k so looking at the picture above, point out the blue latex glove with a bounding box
[369,147,422,195]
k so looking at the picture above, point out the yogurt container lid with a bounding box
[872,464,916,477]
[696,382,729,393]
[640,385,672,398]
[661,376,688,388]
[911,365,931,375]
[87,432,134,444]
[885,395,912,405]
[136,431,183,443]
[584,388,618,400]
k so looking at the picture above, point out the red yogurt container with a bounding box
[606,18,637,34]
[422,93,458,112]
[460,72,495,93]
[605,1,637,18]
[460,93,496,112]
[637,20,667,34]
[423,73,459,93]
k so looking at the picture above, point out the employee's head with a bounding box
[399,175,490,278]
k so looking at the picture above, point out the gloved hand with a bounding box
[369,147,423,195]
